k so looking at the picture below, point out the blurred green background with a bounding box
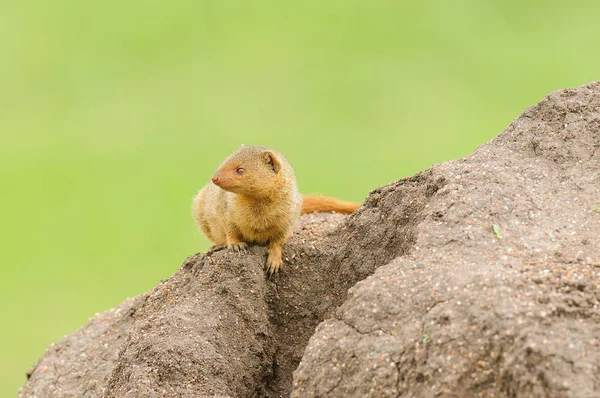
[2,0,599,395]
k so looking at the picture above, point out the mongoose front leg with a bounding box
[266,240,284,276]
[225,228,248,252]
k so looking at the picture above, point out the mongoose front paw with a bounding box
[265,254,283,277]
[228,242,248,252]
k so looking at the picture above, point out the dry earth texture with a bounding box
[19,82,600,398]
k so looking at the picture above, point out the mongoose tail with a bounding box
[301,194,360,215]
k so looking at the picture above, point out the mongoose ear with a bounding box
[263,151,281,173]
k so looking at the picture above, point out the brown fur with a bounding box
[192,145,360,275]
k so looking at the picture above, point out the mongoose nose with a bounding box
[212,174,220,184]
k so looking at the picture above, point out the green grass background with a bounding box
[2,0,599,395]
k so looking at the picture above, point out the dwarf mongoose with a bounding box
[192,146,360,275]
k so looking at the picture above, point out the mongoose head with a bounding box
[211,146,287,197]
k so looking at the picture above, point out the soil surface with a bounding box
[19,82,600,397]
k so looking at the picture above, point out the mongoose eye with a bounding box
[235,167,245,174]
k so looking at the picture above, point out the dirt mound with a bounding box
[19,82,600,398]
